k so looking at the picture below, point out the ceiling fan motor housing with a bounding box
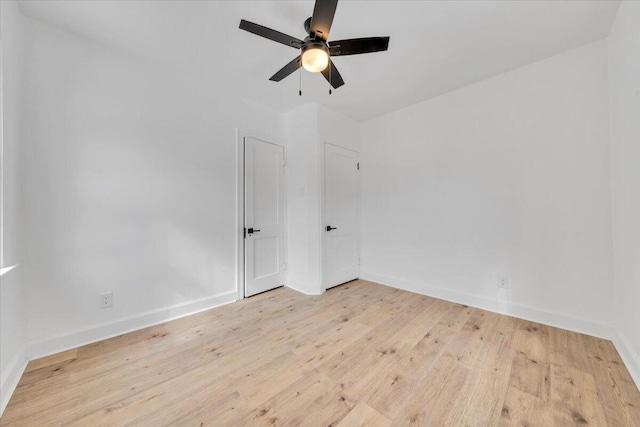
[302,38,329,53]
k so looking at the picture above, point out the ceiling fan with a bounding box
[239,0,390,90]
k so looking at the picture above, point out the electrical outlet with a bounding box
[100,292,113,308]
[499,277,509,289]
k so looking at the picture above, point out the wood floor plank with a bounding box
[499,386,555,427]
[2,279,639,426]
[548,325,592,374]
[444,340,515,426]
[511,319,551,366]
[550,363,609,426]
[394,353,469,426]
[360,350,425,419]
[24,349,78,373]
[509,350,551,401]
[337,401,390,427]
[237,370,353,426]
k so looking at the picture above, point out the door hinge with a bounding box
[283,261,287,271]
[283,157,287,167]
[357,162,360,170]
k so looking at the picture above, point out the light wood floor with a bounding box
[2,280,639,426]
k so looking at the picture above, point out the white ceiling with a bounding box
[18,0,620,122]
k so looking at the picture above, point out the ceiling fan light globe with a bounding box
[301,47,329,73]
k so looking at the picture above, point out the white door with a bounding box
[324,143,359,289]
[245,137,286,297]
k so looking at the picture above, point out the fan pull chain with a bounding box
[329,60,332,95]
[299,64,302,96]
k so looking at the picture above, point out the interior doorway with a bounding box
[324,143,359,290]
[243,136,286,297]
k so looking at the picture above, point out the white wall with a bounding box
[286,104,322,295]
[0,0,27,414]
[608,1,640,387]
[317,105,360,153]
[20,15,286,358]
[360,40,614,337]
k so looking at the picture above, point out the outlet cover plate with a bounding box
[100,292,113,308]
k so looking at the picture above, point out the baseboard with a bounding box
[360,272,614,340]
[613,331,640,392]
[0,347,28,416]
[27,290,237,361]
[286,282,324,296]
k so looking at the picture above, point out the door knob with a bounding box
[326,226,337,231]
[247,228,261,234]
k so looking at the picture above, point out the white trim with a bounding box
[27,290,237,361]
[0,35,4,271]
[319,139,326,290]
[235,129,246,301]
[236,128,288,301]
[321,142,360,292]
[0,264,19,277]
[286,282,324,296]
[613,331,640,392]
[0,347,28,416]
[361,271,614,340]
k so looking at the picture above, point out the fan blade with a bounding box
[239,19,303,49]
[329,37,390,56]
[321,59,344,89]
[310,0,338,41]
[269,56,301,82]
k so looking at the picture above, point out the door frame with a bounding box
[235,129,288,300]
[321,141,360,292]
